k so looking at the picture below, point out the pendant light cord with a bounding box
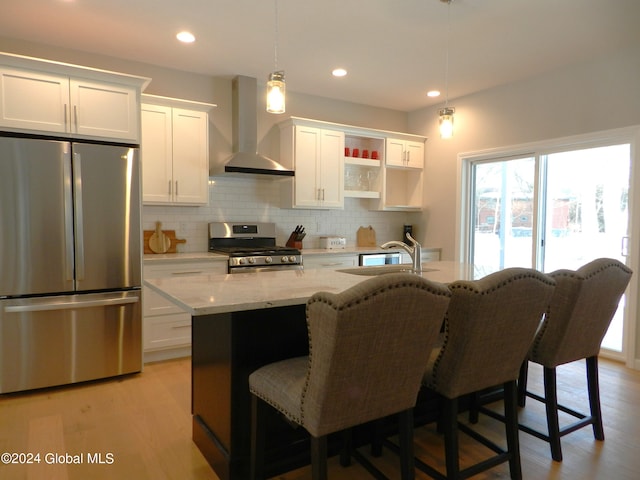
[444,0,451,108]
[273,0,279,71]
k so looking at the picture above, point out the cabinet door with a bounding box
[318,129,344,208]
[385,138,407,167]
[294,125,321,207]
[0,68,69,134]
[385,138,424,169]
[141,104,173,204]
[171,108,209,205]
[405,140,424,169]
[70,79,138,141]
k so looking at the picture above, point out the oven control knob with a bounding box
[238,258,247,265]
[281,256,288,263]
[289,256,297,263]
[265,256,273,264]
[248,257,256,264]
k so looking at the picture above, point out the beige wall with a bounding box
[409,45,640,261]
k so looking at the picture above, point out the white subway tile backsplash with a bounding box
[142,176,420,253]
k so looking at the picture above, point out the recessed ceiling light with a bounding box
[176,31,196,43]
[427,90,441,98]
[332,68,347,77]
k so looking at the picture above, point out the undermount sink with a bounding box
[337,265,437,276]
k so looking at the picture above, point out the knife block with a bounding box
[285,232,303,249]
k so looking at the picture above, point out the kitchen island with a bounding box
[144,262,482,479]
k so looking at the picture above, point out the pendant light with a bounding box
[438,0,455,138]
[266,0,285,114]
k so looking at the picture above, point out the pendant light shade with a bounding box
[266,71,285,114]
[266,0,285,113]
[439,107,455,139]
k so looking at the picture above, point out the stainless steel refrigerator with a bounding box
[0,136,142,393]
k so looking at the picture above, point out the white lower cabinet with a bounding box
[303,253,357,270]
[400,249,441,264]
[143,259,226,362]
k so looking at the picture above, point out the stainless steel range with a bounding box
[208,222,303,273]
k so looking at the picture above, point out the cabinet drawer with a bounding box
[304,255,357,270]
[144,314,191,350]
[423,250,441,262]
[143,286,183,316]
[144,261,226,279]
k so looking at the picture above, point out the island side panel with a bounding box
[192,305,309,480]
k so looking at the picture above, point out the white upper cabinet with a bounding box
[69,79,138,140]
[280,120,344,209]
[0,53,149,143]
[141,95,215,206]
[141,104,173,204]
[386,137,424,169]
[0,69,68,134]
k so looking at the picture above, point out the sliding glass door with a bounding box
[541,145,630,351]
[467,142,631,355]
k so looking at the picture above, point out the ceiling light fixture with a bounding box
[427,90,441,98]
[176,31,195,43]
[438,0,455,139]
[266,0,285,114]
[332,68,347,77]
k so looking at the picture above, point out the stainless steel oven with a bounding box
[208,222,303,273]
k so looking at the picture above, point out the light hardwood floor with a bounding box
[1,357,639,479]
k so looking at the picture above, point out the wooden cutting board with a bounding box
[144,222,187,254]
[357,225,377,247]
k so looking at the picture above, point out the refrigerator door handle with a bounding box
[63,147,75,282]
[73,152,86,281]
[4,295,139,313]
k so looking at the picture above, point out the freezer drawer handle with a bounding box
[4,296,139,313]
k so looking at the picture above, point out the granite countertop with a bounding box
[144,261,478,317]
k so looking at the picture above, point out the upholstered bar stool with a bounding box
[249,273,451,480]
[417,268,556,480]
[516,258,632,461]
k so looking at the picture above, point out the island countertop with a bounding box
[143,261,487,316]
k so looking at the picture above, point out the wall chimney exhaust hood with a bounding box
[223,75,293,177]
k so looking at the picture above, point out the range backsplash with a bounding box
[142,176,421,253]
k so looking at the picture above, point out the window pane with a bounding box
[543,144,630,352]
[472,157,535,269]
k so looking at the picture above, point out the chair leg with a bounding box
[543,366,563,462]
[468,391,480,424]
[398,408,416,480]
[371,419,383,457]
[340,429,352,467]
[442,396,460,479]
[250,395,267,480]
[586,356,605,441]
[310,435,328,480]
[504,381,523,480]
[517,360,529,407]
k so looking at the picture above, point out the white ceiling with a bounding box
[2,0,640,112]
